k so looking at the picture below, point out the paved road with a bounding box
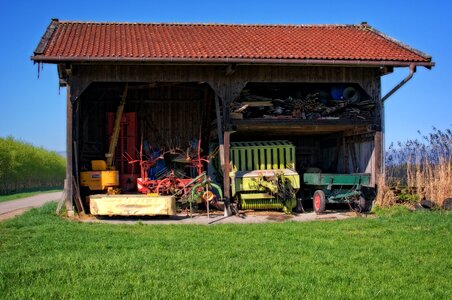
[0,191,63,221]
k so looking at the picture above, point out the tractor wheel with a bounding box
[358,196,372,212]
[313,190,326,214]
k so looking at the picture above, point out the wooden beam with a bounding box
[374,131,383,187]
[215,95,224,166]
[223,131,234,216]
[71,65,376,89]
[73,141,84,214]
[106,83,128,167]
[231,119,374,135]
[65,84,74,215]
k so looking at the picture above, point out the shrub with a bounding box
[0,136,66,195]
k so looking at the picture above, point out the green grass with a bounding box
[0,204,451,299]
[0,189,62,203]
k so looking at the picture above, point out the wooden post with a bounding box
[106,83,128,167]
[215,95,224,166]
[374,131,383,186]
[223,131,234,216]
[65,84,74,216]
[374,71,384,188]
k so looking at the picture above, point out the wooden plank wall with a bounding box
[319,135,375,176]
[77,82,214,168]
[134,84,205,149]
[70,64,379,103]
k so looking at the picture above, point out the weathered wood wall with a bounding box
[320,135,376,175]
[76,82,215,168]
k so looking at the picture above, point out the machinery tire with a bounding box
[343,86,360,103]
[313,190,326,214]
[358,196,372,212]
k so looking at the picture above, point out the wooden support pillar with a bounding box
[371,70,385,188]
[208,79,246,216]
[374,131,383,187]
[223,131,234,216]
[65,85,74,215]
[215,95,224,166]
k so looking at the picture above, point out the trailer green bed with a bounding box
[302,172,372,214]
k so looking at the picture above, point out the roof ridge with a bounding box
[56,20,365,28]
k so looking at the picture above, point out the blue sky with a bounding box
[0,0,450,151]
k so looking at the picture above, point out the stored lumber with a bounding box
[233,90,375,121]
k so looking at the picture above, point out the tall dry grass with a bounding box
[375,175,396,207]
[378,127,452,208]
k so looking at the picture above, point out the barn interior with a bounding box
[230,82,377,176]
[75,79,378,213]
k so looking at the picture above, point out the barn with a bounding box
[32,19,433,216]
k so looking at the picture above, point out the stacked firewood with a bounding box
[231,92,376,120]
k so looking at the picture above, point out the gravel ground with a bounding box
[78,209,362,225]
[0,192,366,224]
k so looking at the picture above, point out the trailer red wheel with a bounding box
[313,190,326,214]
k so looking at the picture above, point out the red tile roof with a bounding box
[32,19,433,67]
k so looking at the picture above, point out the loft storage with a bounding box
[232,82,372,121]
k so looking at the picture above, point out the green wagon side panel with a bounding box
[230,140,296,172]
[303,173,371,187]
[253,148,259,170]
[240,149,246,171]
[259,148,265,170]
[279,147,285,169]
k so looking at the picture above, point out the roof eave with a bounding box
[30,56,435,68]
[367,26,433,62]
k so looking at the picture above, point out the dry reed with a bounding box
[379,127,452,208]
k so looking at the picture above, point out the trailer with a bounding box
[302,172,372,214]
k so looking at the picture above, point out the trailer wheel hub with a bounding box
[314,194,321,210]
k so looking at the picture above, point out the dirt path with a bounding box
[81,210,361,225]
[0,191,63,221]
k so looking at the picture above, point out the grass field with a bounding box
[0,204,450,299]
[0,189,62,203]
